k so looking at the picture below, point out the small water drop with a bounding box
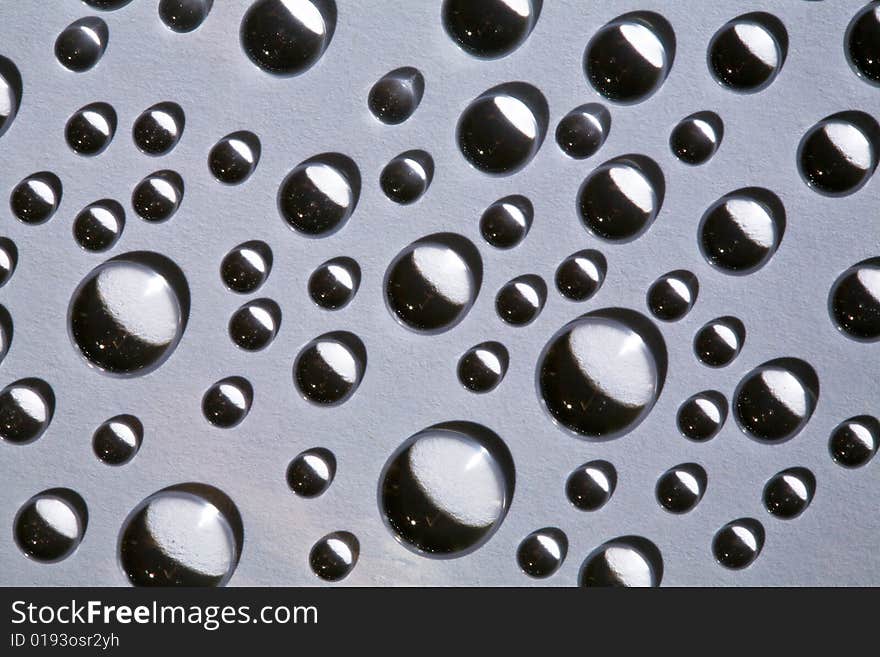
[293,331,365,406]
[442,0,539,59]
[310,531,358,581]
[65,101,116,156]
[709,13,787,92]
[380,150,433,204]
[287,447,336,498]
[647,269,698,321]
[73,199,124,252]
[713,518,764,569]
[220,241,272,294]
[670,111,723,165]
[209,131,260,184]
[555,249,605,302]
[763,467,815,519]
[798,111,878,196]
[0,238,17,288]
[55,17,109,72]
[0,56,22,140]
[202,376,253,428]
[677,391,727,442]
[159,0,213,33]
[828,258,880,342]
[132,170,184,223]
[555,103,610,159]
[92,414,142,465]
[579,537,663,587]
[10,172,62,225]
[132,102,184,156]
[656,463,706,513]
[14,489,87,563]
[496,274,546,326]
[0,378,54,445]
[479,195,532,249]
[517,527,567,579]
[228,298,280,351]
[278,153,360,236]
[457,341,508,393]
[0,306,12,365]
[566,460,616,511]
[368,66,424,125]
[84,0,133,9]
[846,2,880,85]
[694,316,745,367]
[829,415,879,468]
[308,257,359,309]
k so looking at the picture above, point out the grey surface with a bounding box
[0,0,878,586]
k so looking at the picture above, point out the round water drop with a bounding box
[713,518,764,569]
[368,66,424,125]
[132,170,184,223]
[496,274,546,326]
[69,254,189,376]
[11,172,62,225]
[647,269,698,321]
[73,199,124,252]
[798,111,878,196]
[0,56,22,140]
[380,422,514,557]
[479,195,532,249]
[228,298,280,351]
[209,131,260,184]
[0,378,54,445]
[699,188,784,275]
[384,234,482,334]
[55,17,108,72]
[677,391,727,442]
[733,358,818,444]
[380,150,433,204]
[308,256,359,309]
[555,103,610,159]
[670,111,723,165]
[14,489,87,563]
[287,447,335,498]
[0,306,12,365]
[555,250,605,302]
[829,415,879,468]
[565,460,616,511]
[694,316,745,367]
[220,241,271,294]
[84,0,133,8]
[119,484,243,586]
[537,310,666,439]
[293,331,365,406]
[202,376,253,428]
[847,2,880,86]
[709,13,786,92]
[517,527,567,579]
[92,414,142,465]
[763,467,815,519]
[656,463,706,513]
[65,102,116,156]
[278,154,359,236]
[579,537,663,587]
[159,0,213,33]
[442,0,539,59]
[310,531,358,581]
[0,238,17,288]
[457,82,548,176]
[577,155,664,242]
[132,101,184,156]
[829,258,880,342]
[457,341,508,394]
[240,0,336,77]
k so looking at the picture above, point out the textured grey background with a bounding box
[0,0,878,586]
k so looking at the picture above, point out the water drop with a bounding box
[0,378,54,445]
[708,13,787,93]
[763,467,815,519]
[92,414,142,465]
[457,341,508,393]
[10,172,62,225]
[209,130,260,184]
[694,316,745,367]
[0,306,12,365]
[0,56,22,140]
[287,447,335,498]
[119,483,243,586]
[368,66,424,125]
[55,17,109,72]
[240,0,336,77]
[14,489,87,563]
[379,422,514,557]
[310,531,358,581]
[69,253,189,376]
[220,241,272,294]
[670,111,723,165]
[677,391,727,442]
[384,233,482,334]
[537,309,666,439]
[798,111,878,197]
[646,270,698,321]
[479,195,532,249]
[828,258,880,342]
[713,518,764,569]
[555,249,605,302]
[733,358,819,444]
[517,527,567,578]
[202,376,253,428]
[699,188,784,275]
[308,256,359,309]
[132,101,184,156]
[84,0,133,9]
[442,0,539,59]
[65,101,116,156]
[228,298,280,351]
[846,2,880,85]
[579,536,662,587]
[278,153,360,236]
[577,155,664,242]
[73,199,124,252]
[159,0,213,33]
[565,460,616,511]
[555,103,610,159]
[0,238,17,288]
[495,274,546,326]
[132,170,184,223]
[293,331,365,405]
[656,463,706,513]
[380,150,433,204]
[829,415,879,468]
[457,82,548,176]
